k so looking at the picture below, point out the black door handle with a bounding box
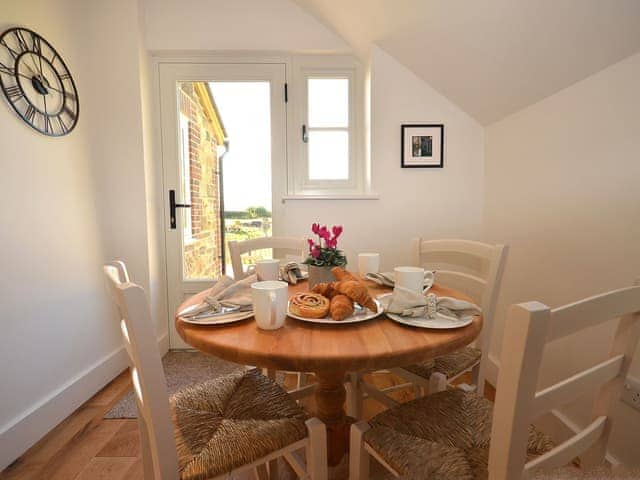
[169,189,191,229]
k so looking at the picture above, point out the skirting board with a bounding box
[0,332,169,471]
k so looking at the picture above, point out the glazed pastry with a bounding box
[312,282,339,299]
[330,294,354,321]
[331,267,361,283]
[334,280,377,312]
[289,292,330,318]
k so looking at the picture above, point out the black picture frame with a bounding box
[401,124,444,168]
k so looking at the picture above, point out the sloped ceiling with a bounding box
[293,0,640,124]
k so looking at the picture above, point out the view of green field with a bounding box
[223,210,273,275]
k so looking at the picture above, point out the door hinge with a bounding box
[284,83,288,103]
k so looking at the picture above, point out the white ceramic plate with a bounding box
[179,309,254,326]
[385,311,473,329]
[377,293,474,329]
[287,299,383,325]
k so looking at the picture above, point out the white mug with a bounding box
[255,259,280,281]
[358,253,380,276]
[394,266,433,293]
[251,281,288,330]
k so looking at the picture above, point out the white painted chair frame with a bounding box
[350,279,640,480]
[228,236,306,280]
[349,239,508,417]
[104,261,328,480]
[228,236,311,394]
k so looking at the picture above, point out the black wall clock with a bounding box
[0,27,79,136]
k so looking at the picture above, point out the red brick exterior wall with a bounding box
[178,83,223,279]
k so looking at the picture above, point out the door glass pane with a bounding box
[308,78,349,128]
[208,82,273,277]
[177,81,274,280]
[308,130,349,180]
[177,82,225,281]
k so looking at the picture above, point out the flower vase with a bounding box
[307,265,336,290]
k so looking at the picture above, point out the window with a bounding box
[178,113,193,244]
[289,56,367,196]
[307,78,350,180]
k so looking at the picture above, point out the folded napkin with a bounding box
[182,274,256,318]
[365,271,435,290]
[280,262,306,284]
[380,285,481,321]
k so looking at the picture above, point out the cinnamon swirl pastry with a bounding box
[289,292,330,318]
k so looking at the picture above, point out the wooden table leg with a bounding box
[314,370,355,466]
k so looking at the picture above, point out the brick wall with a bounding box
[178,83,223,280]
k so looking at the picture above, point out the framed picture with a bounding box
[401,124,444,168]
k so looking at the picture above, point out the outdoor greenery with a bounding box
[223,206,273,272]
[224,207,272,219]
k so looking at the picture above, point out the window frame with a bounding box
[288,55,366,196]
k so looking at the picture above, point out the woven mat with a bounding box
[105,350,244,419]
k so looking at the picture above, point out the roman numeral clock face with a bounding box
[0,27,79,136]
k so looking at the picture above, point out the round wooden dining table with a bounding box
[175,278,482,466]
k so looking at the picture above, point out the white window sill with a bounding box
[282,193,380,201]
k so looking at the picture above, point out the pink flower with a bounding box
[326,237,337,249]
[311,246,320,258]
[332,225,343,238]
[318,226,330,240]
[311,223,320,234]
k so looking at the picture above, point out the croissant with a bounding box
[334,280,377,312]
[330,294,354,321]
[331,267,360,283]
[311,282,339,299]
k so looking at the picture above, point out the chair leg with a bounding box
[296,371,306,389]
[254,464,269,480]
[429,372,447,393]
[458,363,482,394]
[413,383,423,399]
[268,458,279,479]
[346,372,363,419]
[349,421,371,480]
[137,417,155,480]
[305,418,328,480]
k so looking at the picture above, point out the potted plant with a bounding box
[303,223,347,289]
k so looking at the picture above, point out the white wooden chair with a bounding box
[349,280,640,479]
[351,239,508,416]
[228,236,306,280]
[103,261,327,480]
[228,236,311,393]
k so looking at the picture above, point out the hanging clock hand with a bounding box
[21,62,39,78]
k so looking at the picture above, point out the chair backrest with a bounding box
[103,261,179,479]
[489,280,640,479]
[412,238,509,386]
[228,236,306,279]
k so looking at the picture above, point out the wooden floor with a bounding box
[0,366,493,480]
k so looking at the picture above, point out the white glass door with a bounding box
[159,63,286,348]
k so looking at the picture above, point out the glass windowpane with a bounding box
[308,130,349,180]
[308,78,349,128]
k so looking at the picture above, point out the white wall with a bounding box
[0,0,156,469]
[281,46,484,269]
[141,0,485,269]
[484,52,640,465]
[142,0,349,52]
